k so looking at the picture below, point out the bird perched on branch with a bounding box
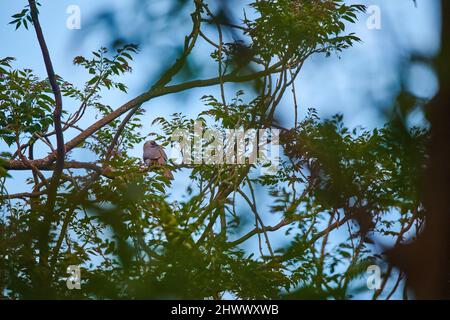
[143,140,173,180]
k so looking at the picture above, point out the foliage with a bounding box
[0,0,428,300]
[0,58,55,146]
[247,0,365,60]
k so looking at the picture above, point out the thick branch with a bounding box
[4,159,104,173]
[29,0,65,193]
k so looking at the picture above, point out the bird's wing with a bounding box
[159,147,168,161]
[156,147,168,164]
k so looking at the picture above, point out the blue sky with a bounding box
[0,0,442,299]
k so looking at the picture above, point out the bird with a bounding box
[143,140,173,180]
